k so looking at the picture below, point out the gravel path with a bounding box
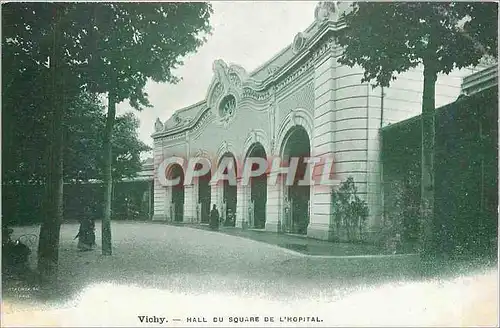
[2,222,497,327]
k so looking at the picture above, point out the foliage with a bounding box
[332,177,369,242]
[3,2,213,106]
[382,178,421,253]
[336,2,497,89]
[53,2,213,255]
[336,2,497,256]
[2,89,151,185]
[2,181,153,226]
[2,2,213,265]
[58,3,213,109]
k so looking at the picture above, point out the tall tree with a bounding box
[68,3,213,255]
[2,2,212,279]
[3,3,85,279]
[335,2,497,257]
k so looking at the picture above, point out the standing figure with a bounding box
[225,208,235,227]
[2,225,31,273]
[209,204,220,231]
[75,208,96,251]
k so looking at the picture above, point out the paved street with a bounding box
[4,222,419,300]
[2,222,497,327]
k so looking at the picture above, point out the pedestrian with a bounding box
[2,224,31,270]
[75,207,96,251]
[225,208,235,227]
[209,204,220,231]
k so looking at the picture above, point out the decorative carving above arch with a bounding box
[275,108,314,157]
[243,129,271,160]
[160,157,185,185]
[194,148,210,159]
[216,140,239,167]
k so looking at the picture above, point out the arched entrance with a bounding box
[246,143,267,229]
[169,164,185,222]
[219,152,237,226]
[281,126,311,235]
[197,163,211,223]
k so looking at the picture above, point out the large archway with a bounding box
[281,125,311,235]
[219,152,237,226]
[197,163,212,223]
[169,163,185,222]
[246,143,267,229]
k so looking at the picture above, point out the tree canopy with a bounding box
[3,2,214,266]
[336,2,498,88]
[2,88,151,185]
[335,2,497,257]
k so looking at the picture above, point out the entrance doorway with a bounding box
[197,164,211,223]
[169,164,185,222]
[281,126,310,235]
[219,153,237,226]
[246,143,267,229]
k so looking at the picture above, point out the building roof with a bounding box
[152,2,352,139]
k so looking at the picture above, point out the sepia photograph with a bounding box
[1,1,499,327]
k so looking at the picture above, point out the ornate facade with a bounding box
[151,2,476,241]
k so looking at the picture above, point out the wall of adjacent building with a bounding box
[151,24,484,242]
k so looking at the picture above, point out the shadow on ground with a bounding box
[2,222,497,309]
[182,223,386,256]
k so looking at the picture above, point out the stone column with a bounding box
[210,182,222,217]
[152,186,167,221]
[183,183,198,223]
[165,186,173,222]
[152,138,167,221]
[265,176,281,233]
[236,179,250,228]
[307,49,338,241]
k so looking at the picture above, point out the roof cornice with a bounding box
[153,19,348,140]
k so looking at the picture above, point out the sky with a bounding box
[116,1,319,154]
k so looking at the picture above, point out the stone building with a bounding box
[151,2,481,241]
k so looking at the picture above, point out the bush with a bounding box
[331,177,369,242]
[382,178,421,253]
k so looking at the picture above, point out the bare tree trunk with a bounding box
[420,62,437,258]
[38,6,64,281]
[102,90,116,255]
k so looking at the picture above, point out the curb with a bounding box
[179,224,418,260]
[114,221,419,260]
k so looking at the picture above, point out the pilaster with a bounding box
[235,179,250,228]
[183,183,198,223]
[265,176,281,233]
[307,48,338,240]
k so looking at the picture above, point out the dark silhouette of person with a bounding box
[2,225,31,272]
[75,207,96,251]
[210,204,220,231]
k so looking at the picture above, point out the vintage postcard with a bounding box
[2,1,498,327]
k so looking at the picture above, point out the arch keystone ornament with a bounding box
[250,129,258,143]
[195,148,209,158]
[276,108,314,157]
[216,140,236,165]
[291,110,299,126]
